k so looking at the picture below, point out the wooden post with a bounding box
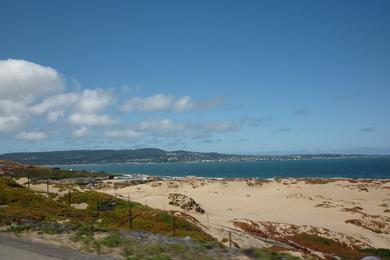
[229,231,232,248]
[46,179,49,194]
[172,215,176,236]
[129,204,133,230]
[68,188,71,206]
[96,195,100,217]
[128,193,132,230]
[207,213,209,225]
[27,173,30,189]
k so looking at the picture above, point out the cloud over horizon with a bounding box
[0,59,234,148]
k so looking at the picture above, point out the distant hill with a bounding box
[0,148,239,165]
[0,149,380,165]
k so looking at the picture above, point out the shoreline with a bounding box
[48,157,390,180]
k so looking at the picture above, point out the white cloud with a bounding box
[104,129,143,139]
[195,96,224,111]
[0,115,25,133]
[72,126,89,138]
[201,121,237,132]
[16,131,47,141]
[0,100,28,116]
[30,89,112,116]
[68,113,116,126]
[0,59,64,102]
[0,59,65,133]
[75,89,113,113]
[172,96,193,112]
[104,118,239,140]
[121,94,194,112]
[0,59,231,144]
[136,118,185,133]
[47,110,65,122]
[30,93,79,115]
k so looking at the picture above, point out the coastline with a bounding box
[51,157,390,180]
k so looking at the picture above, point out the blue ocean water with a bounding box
[57,157,390,179]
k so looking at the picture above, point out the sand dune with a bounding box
[96,178,390,249]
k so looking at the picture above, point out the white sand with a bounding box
[17,176,390,249]
[98,178,390,249]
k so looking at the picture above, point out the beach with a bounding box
[92,177,390,251]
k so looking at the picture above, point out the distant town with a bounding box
[0,148,385,165]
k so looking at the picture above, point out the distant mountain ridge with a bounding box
[0,148,380,165]
[0,148,236,165]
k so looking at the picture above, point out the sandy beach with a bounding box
[91,178,390,251]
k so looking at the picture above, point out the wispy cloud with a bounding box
[240,115,273,127]
[293,109,310,116]
[103,119,238,140]
[68,113,117,126]
[121,94,224,113]
[103,129,143,139]
[195,96,224,111]
[198,138,221,144]
[16,131,47,141]
[332,95,353,102]
[272,128,293,134]
[121,94,194,112]
[72,126,89,138]
[360,127,376,133]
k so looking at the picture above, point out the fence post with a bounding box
[68,188,71,206]
[96,195,100,217]
[129,204,132,230]
[172,215,176,236]
[27,173,30,189]
[128,193,132,230]
[229,231,232,248]
[46,179,49,194]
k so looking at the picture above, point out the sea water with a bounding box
[57,157,390,179]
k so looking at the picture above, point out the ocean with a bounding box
[56,157,390,179]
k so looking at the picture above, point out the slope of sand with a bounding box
[96,178,390,249]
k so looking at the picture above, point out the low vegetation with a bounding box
[233,219,390,259]
[289,233,390,260]
[0,176,212,241]
[0,175,303,259]
[0,160,108,179]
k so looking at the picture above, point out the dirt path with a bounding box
[0,233,114,260]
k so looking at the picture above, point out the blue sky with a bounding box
[0,0,389,154]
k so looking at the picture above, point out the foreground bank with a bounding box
[1,160,389,259]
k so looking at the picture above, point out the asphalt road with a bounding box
[0,233,114,260]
